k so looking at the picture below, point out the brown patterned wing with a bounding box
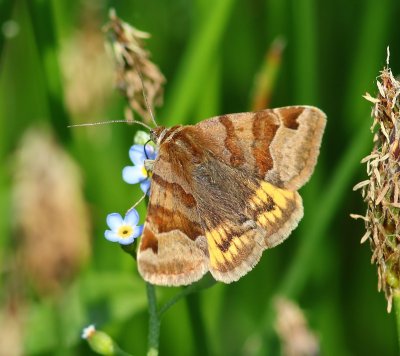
[189,106,324,281]
[138,106,325,285]
[137,150,209,286]
[195,106,326,190]
[191,155,303,283]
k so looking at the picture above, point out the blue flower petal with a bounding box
[105,228,136,245]
[129,145,147,165]
[140,179,151,195]
[133,225,144,238]
[106,213,123,231]
[124,209,140,225]
[144,145,157,160]
[122,166,146,184]
[105,229,119,242]
[118,234,136,245]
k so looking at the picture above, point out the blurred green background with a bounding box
[1,0,400,355]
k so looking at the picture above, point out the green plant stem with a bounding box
[158,276,216,318]
[146,283,160,356]
[26,0,71,143]
[280,119,370,296]
[114,346,134,356]
[145,277,215,355]
[54,298,69,356]
[186,294,209,356]
[158,284,199,318]
[343,0,393,130]
[394,292,400,351]
[291,0,318,104]
[163,0,235,124]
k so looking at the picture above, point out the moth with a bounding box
[137,106,326,286]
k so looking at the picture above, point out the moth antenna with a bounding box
[137,69,159,127]
[68,119,152,131]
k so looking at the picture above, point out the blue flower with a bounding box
[122,144,157,195]
[104,210,143,245]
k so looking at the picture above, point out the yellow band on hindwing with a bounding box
[206,182,296,269]
[206,226,251,268]
[252,181,295,228]
[206,232,226,266]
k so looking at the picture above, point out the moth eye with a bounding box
[149,130,157,143]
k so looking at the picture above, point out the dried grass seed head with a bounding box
[354,56,400,312]
[12,128,91,296]
[104,9,165,124]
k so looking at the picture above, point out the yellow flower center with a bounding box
[141,166,153,178]
[117,225,133,238]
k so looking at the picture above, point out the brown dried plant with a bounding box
[274,297,319,356]
[352,50,400,312]
[251,37,286,111]
[12,128,91,296]
[104,9,165,124]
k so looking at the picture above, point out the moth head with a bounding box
[150,126,168,146]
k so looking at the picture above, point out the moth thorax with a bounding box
[150,126,167,145]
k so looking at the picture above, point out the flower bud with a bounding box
[82,325,115,355]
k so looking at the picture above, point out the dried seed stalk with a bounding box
[354,52,400,312]
[104,9,165,124]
